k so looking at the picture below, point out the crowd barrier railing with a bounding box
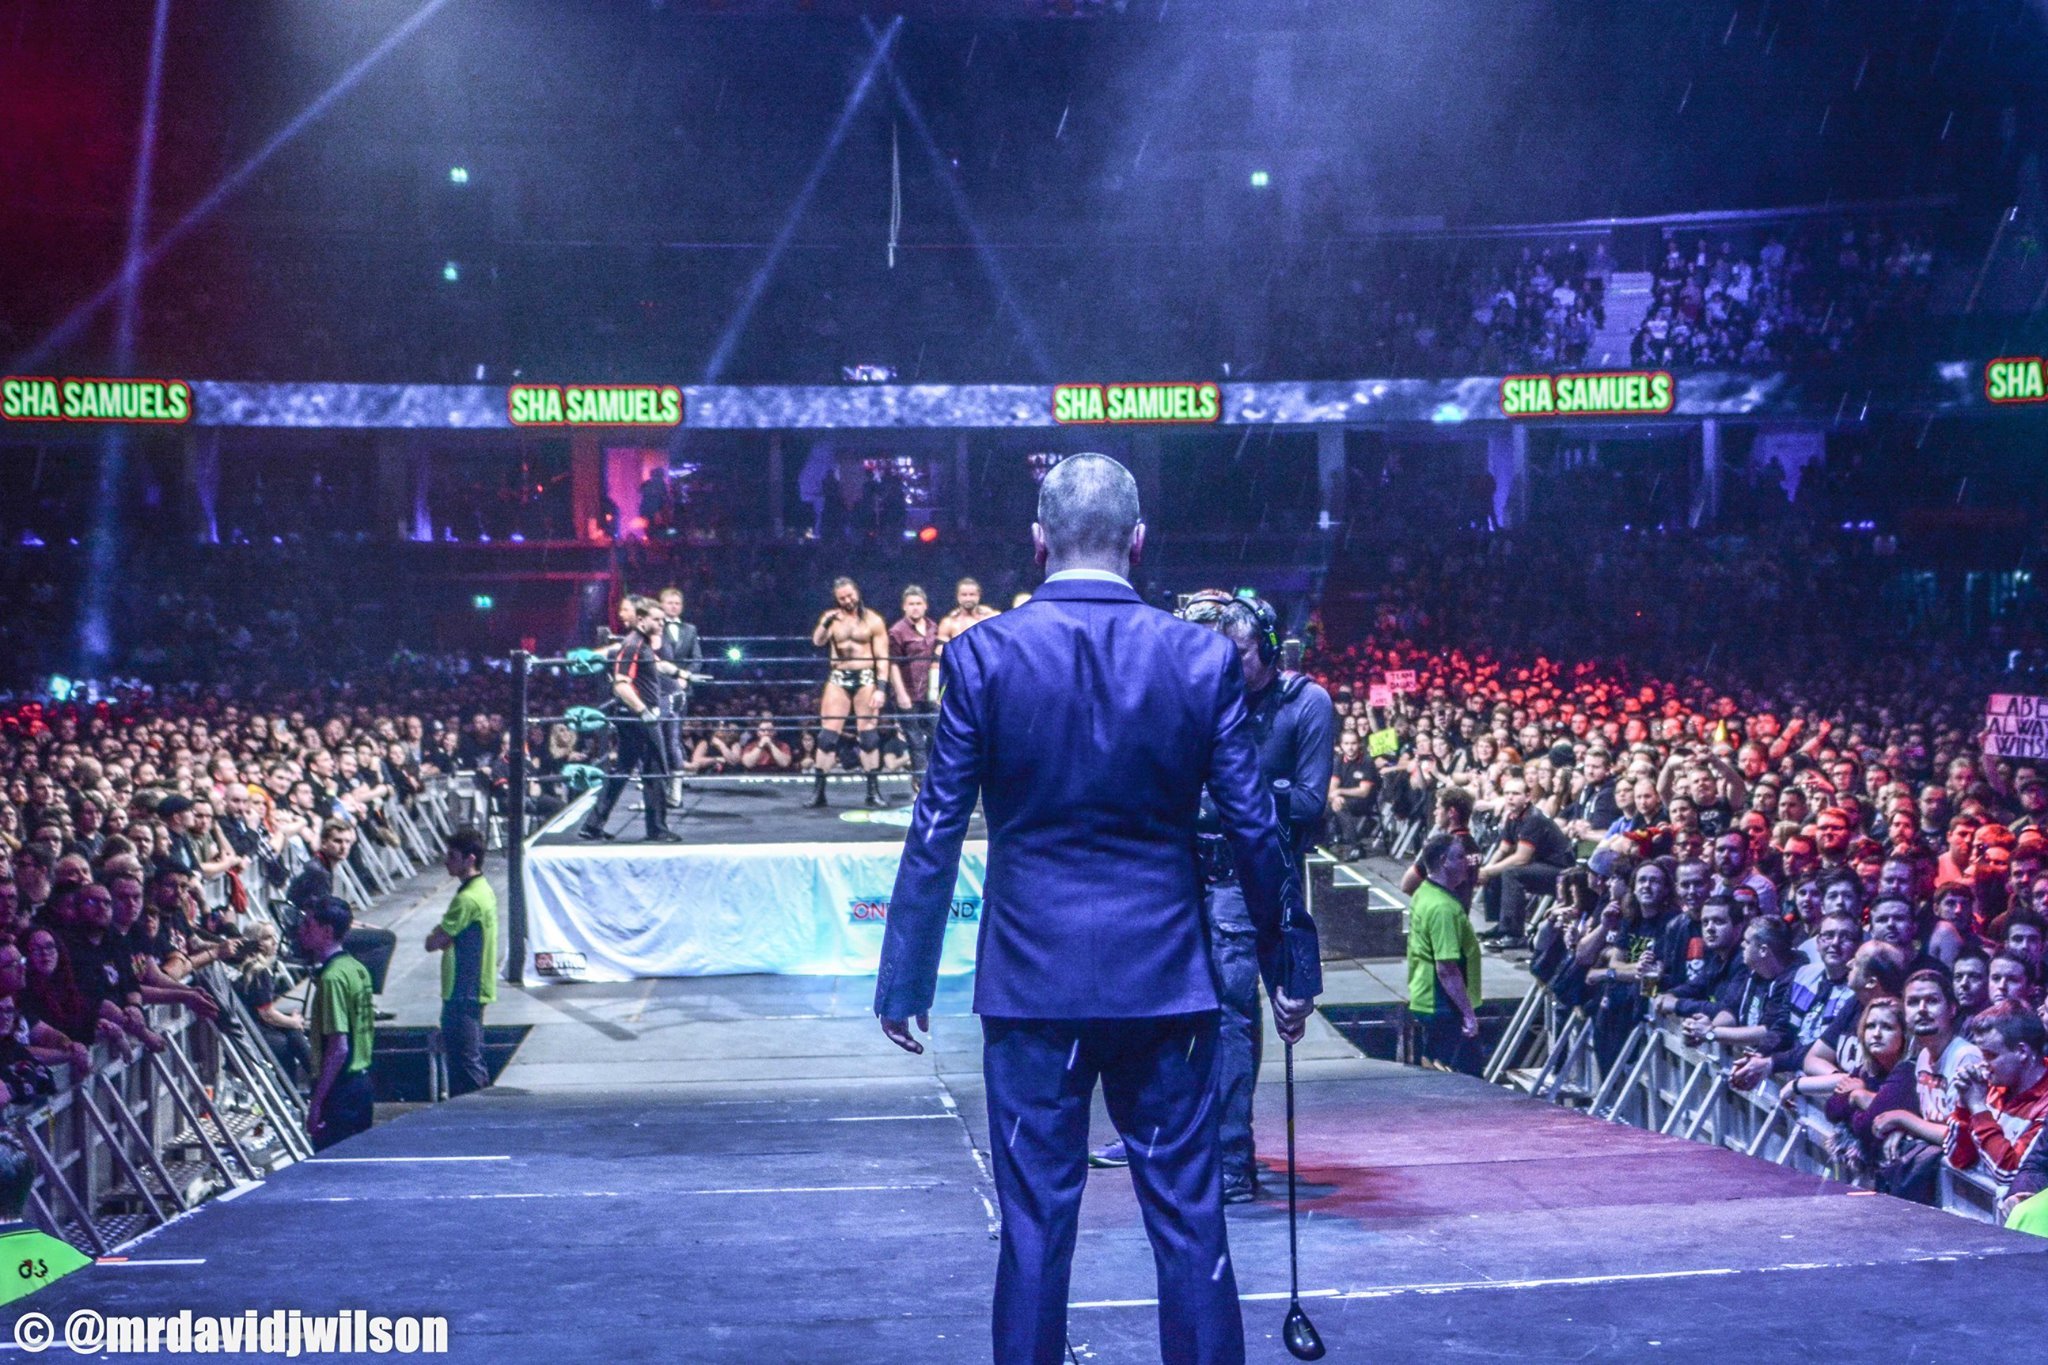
[13,994,312,1256]
[13,778,466,1256]
[1485,1000,2012,1225]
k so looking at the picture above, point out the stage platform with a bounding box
[21,947,2048,1362]
[534,772,964,848]
[521,777,988,983]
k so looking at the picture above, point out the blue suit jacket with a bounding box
[875,575,1320,1021]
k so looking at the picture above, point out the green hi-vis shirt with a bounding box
[310,951,376,1075]
[1405,880,1483,1016]
[439,876,499,1005]
[0,1224,91,1306]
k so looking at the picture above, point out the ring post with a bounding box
[507,648,530,986]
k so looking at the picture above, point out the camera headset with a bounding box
[1176,589,1282,667]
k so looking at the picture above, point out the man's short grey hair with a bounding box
[1036,453,1140,560]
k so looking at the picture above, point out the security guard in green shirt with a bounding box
[426,826,497,1096]
[299,896,376,1151]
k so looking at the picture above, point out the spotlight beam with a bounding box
[863,19,1054,379]
[702,17,903,384]
[79,0,172,669]
[10,0,458,374]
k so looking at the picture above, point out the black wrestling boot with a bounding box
[578,781,620,841]
[865,772,883,807]
[643,779,682,843]
[804,770,829,808]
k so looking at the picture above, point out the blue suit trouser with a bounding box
[981,1012,1242,1365]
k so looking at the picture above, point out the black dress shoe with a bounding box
[643,829,684,844]
[1222,1176,1258,1205]
[576,825,614,842]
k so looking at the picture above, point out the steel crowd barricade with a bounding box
[14,1000,309,1256]
[14,783,459,1256]
[1483,977,1602,1101]
[1552,1014,2013,1224]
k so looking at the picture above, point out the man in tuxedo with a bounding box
[655,586,703,799]
[875,453,1321,1365]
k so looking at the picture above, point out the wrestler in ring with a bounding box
[930,575,1001,694]
[807,576,889,809]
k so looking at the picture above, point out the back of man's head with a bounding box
[1419,832,1460,882]
[1036,454,1140,563]
[448,825,487,870]
[307,895,354,943]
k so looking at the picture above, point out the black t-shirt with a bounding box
[614,633,663,711]
[1696,799,1735,839]
[1333,759,1375,810]
[237,967,279,1018]
[1504,809,1575,868]
[1733,968,1798,1051]
[63,929,140,1008]
[1574,778,1622,831]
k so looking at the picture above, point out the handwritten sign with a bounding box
[1367,684,1394,709]
[1367,728,1400,759]
[1984,694,2048,759]
[1384,670,1418,693]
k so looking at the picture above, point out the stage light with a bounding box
[1249,170,1270,187]
[704,18,902,382]
[725,646,744,663]
[472,594,494,611]
[918,525,939,544]
[442,261,460,282]
[449,166,469,184]
[48,676,74,702]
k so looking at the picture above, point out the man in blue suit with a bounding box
[876,453,1322,1365]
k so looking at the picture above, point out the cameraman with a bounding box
[1093,592,1332,1205]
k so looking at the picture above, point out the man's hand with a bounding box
[1460,1009,1480,1040]
[1729,1053,1771,1091]
[879,1013,930,1055]
[1272,988,1314,1045]
[1959,1061,1991,1110]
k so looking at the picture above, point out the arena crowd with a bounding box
[0,686,500,1151]
[1312,631,2048,1223]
